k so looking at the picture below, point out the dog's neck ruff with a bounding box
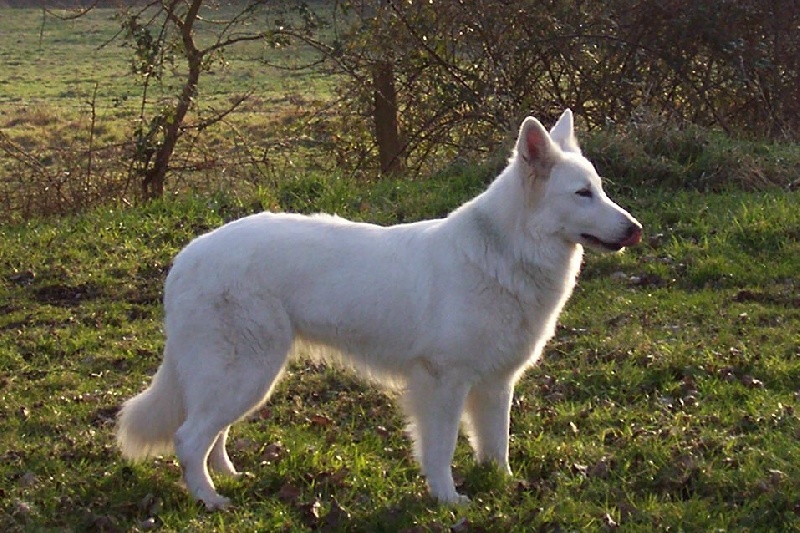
[453,204,582,311]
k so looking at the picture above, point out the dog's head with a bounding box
[514,110,642,252]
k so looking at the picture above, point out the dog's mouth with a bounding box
[580,233,624,251]
[580,227,642,251]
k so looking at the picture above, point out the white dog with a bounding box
[116,110,641,509]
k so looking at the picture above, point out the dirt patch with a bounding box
[732,288,800,308]
[32,282,104,307]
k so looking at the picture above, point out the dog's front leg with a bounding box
[402,363,471,504]
[463,375,515,474]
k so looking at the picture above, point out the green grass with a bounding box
[1,175,799,531]
[0,6,328,108]
[583,122,800,191]
[2,4,800,531]
[0,5,336,220]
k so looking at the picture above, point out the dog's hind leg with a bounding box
[171,298,293,510]
[402,364,471,504]
[463,375,515,474]
[174,351,290,509]
[208,426,239,477]
[174,414,238,510]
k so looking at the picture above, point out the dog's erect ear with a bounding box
[549,109,581,154]
[516,116,558,173]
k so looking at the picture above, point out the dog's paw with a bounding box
[433,491,471,506]
[223,470,253,480]
[201,494,232,511]
[452,493,471,506]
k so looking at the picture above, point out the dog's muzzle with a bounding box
[580,223,642,251]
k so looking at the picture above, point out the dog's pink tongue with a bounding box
[622,227,642,247]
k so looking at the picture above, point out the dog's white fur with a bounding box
[116,110,642,509]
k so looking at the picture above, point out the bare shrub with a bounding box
[326,0,799,175]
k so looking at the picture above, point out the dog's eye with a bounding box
[575,189,593,198]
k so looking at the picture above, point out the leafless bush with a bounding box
[326,0,799,175]
[0,104,134,221]
[4,0,797,221]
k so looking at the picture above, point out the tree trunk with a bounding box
[141,52,201,200]
[372,60,404,175]
[141,0,203,200]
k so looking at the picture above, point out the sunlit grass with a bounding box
[1,5,799,530]
[1,181,798,531]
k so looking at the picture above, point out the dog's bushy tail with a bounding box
[116,354,185,460]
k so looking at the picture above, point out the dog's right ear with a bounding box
[516,117,558,175]
[549,109,581,154]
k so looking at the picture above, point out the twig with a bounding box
[86,83,99,183]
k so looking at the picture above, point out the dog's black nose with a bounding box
[621,223,642,247]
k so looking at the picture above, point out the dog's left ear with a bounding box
[549,109,581,154]
[516,117,558,175]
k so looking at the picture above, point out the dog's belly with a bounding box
[282,274,548,383]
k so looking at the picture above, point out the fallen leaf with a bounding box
[588,457,611,479]
[310,414,333,428]
[310,468,350,489]
[261,442,283,463]
[741,375,765,389]
[323,499,351,529]
[603,512,619,530]
[300,499,323,526]
[138,492,162,515]
[277,482,302,503]
[12,499,33,516]
[139,517,161,530]
[17,471,37,488]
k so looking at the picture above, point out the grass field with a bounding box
[1,175,799,531]
[0,5,336,220]
[0,6,326,108]
[2,4,800,532]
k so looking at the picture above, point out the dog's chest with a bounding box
[470,259,579,373]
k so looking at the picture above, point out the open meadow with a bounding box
[2,4,800,532]
[2,179,800,531]
[0,4,337,220]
